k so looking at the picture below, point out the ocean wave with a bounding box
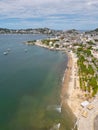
[50,123,61,130]
[47,105,61,113]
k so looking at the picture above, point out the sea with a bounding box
[0,34,76,130]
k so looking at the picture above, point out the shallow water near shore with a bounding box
[0,34,76,130]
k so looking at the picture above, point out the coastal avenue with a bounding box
[78,94,98,130]
[94,115,98,130]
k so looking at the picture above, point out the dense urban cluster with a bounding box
[27,28,98,98]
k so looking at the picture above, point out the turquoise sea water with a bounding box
[0,34,76,130]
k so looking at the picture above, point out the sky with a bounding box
[0,0,98,30]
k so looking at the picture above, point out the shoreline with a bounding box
[61,52,78,129]
[26,41,98,130]
[61,53,72,105]
[62,51,98,130]
[61,51,87,116]
[27,41,79,128]
[64,52,84,117]
[25,41,66,51]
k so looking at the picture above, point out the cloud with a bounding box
[0,0,98,29]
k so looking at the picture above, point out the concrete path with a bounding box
[77,95,98,130]
[94,115,98,130]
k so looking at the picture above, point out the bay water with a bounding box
[0,34,76,130]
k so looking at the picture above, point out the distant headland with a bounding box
[0,27,98,35]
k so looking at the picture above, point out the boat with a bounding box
[24,49,28,52]
[3,51,8,55]
[3,48,11,55]
[7,48,11,52]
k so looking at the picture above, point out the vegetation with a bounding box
[28,40,36,43]
[55,44,59,48]
[95,39,98,42]
[95,28,98,32]
[41,39,59,47]
[41,39,50,46]
[87,41,95,45]
[77,44,98,97]
[27,40,36,45]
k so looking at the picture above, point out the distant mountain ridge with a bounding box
[0,28,62,35]
[94,28,98,32]
[83,28,98,34]
[0,27,98,34]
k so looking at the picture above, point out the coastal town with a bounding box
[1,27,98,130]
[26,28,98,130]
[1,0,98,129]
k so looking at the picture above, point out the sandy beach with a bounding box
[61,51,98,130]
[66,52,85,116]
[61,53,73,104]
[26,41,98,130]
[61,52,84,116]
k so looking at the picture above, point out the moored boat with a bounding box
[3,51,8,55]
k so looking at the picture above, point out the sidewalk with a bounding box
[78,95,98,130]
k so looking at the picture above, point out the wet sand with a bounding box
[61,53,72,103]
[61,52,77,130]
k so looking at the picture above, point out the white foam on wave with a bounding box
[50,123,61,130]
[55,107,61,113]
[62,69,67,83]
[47,105,61,113]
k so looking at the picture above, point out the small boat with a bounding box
[7,48,11,52]
[3,51,8,55]
[24,49,28,52]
